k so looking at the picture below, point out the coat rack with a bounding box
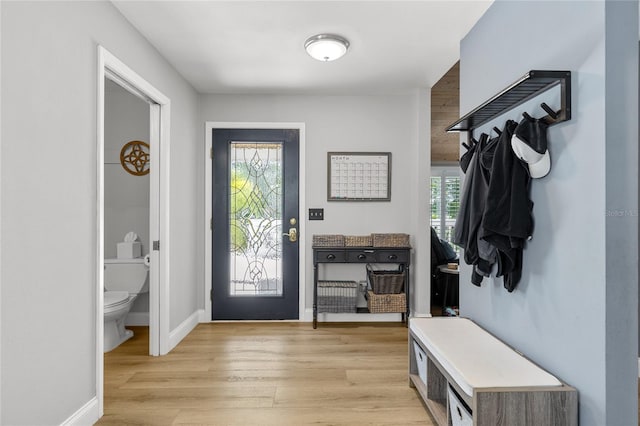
[446,70,571,138]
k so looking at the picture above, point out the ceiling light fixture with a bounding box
[304,34,350,62]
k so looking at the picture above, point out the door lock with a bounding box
[284,227,297,243]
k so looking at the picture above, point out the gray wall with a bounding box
[198,93,432,317]
[0,1,199,424]
[459,2,638,425]
[105,79,150,315]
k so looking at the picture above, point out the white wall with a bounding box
[459,1,638,425]
[104,79,150,315]
[199,93,432,318]
[0,1,199,423]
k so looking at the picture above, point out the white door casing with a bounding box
[97,46,171,417]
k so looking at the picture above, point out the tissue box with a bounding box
[117,242,141,259]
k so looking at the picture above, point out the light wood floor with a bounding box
[99,322,433,425]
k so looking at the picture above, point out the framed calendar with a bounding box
[327,152,391,201]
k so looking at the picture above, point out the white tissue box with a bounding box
[117,242,141,259]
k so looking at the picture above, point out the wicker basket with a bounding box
[372,233,410,248]
[318,281,358,313]
[344,235,372,247]
[312,234,345,247]
[367,265,404,294]
[367,291,406,313]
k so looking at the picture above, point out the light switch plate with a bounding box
[309,208,324,220]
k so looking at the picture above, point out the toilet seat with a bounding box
[104,291,130,308]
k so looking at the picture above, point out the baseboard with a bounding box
[168,309,202,352]
[303,308,403,323]
[198,309,209,323]
[125,311,149,326]
[59,396,99,426]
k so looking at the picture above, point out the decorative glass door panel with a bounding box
[229,142,283,297]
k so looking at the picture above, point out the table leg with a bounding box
[405,264,410,326]
[313,263,318,329]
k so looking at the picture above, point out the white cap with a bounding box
[511,134,551,178]
[511,115,551,179]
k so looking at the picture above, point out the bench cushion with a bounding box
[410,317,562,397]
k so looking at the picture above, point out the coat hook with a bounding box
[462,142,471,150]
[540,102,559,120]
[493,127,502,136]
[522,111,533,120]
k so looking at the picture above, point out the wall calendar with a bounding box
[327,152,391,201]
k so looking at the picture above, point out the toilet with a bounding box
[104,256,149,352]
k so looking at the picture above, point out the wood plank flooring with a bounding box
[99,322,433,425]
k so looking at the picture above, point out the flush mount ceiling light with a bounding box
[304,34,350,62]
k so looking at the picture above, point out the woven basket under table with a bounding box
[367,291,406,313]
[318,280,358,313]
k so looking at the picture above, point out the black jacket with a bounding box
[454,120,533,291]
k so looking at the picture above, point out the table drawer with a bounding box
[346,250,377,263]
[375,250,410,263]
[314,250,346,263]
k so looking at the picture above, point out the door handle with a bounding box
[284,227,297,243]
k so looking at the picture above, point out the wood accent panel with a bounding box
[99,323,434,425]
[431,62,460,163]
[475,388,579,426]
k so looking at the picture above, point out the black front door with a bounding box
[212,128,300,320]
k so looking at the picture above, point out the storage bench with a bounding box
[409,317,577,426]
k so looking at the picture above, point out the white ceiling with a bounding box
[112,1,493,95]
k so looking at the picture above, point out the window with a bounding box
[431,167,461,251]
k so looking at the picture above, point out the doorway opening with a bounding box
[97,46,171,416]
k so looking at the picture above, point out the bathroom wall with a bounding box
[104,79,150,318]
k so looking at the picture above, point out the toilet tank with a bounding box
[104,258,149,294]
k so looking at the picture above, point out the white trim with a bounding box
[157,102,172,356]
[59,397,99,426]
[168,310,203,352]
[125,312,150,326]
[204,122,306,322]
[198,309,209,323]
[97,46,171,418]
[96,48,106,419]
[0,2,3,418]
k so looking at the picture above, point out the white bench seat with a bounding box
[410,317,562,397]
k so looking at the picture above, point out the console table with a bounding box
[312,246,411,328]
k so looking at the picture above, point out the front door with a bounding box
[212,128,300,320]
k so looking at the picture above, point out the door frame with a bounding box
[97,46,171,415]
[204,122,306,321]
